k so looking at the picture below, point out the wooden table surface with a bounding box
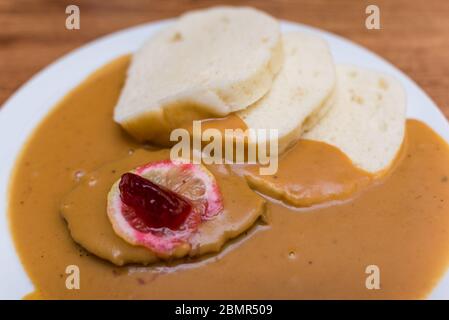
[1,0,448,118]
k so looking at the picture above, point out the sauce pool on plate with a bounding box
[9,55,449,299]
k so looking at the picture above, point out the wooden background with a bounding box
[0,0,448,118]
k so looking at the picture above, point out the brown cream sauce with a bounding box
[9,55,449,299]
[233,139,375,207]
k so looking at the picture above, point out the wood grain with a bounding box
[0,0,448,118]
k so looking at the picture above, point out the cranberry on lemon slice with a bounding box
[107,160,223,258]
[62,149,265,266]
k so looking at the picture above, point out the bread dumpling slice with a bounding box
[114,6,283,145]
[303,65,406,174]
[235,66,405,207]
[236,32,336,154]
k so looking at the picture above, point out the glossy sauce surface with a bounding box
[233,139,375,207]
[9,55,449,299]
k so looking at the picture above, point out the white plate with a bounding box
[0,20,448,300]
